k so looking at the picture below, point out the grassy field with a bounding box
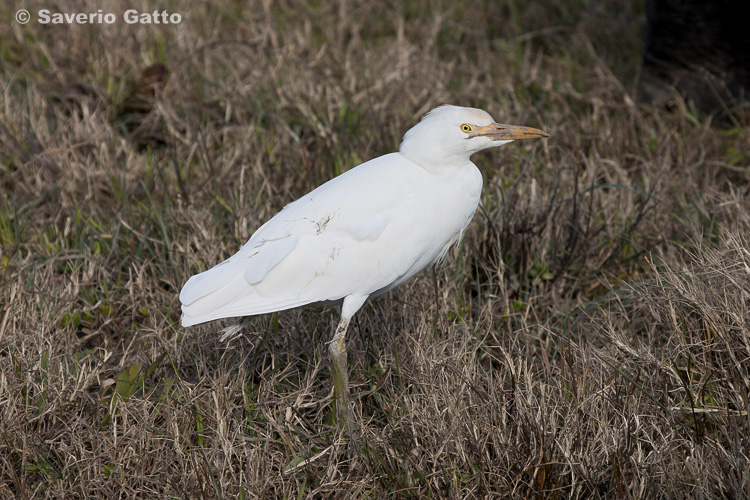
[2,0,749,497]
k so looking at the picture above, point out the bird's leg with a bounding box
[327,294,368,436]
[328,315,351,431]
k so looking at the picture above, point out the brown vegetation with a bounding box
[1,0,748,497]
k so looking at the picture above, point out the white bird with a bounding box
[180,105,548,427]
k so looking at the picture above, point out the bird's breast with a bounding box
[379,162,483,278]
[422,163,483,227]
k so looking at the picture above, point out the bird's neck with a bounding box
[399,145,472,172]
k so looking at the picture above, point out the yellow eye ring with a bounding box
[460,124,472,133]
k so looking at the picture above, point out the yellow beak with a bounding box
[472,123,549,140]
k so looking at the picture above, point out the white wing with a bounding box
[180,153,482,326]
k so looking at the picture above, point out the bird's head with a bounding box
[399,105,548,168]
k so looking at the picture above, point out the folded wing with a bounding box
[179,154,415,326]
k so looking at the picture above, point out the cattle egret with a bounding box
[180,105,548,428]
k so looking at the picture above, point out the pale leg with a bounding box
[328,294,368,433]
[329,316,351,430]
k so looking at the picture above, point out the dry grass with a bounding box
[1,0,749,497]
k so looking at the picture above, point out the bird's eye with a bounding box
[460,124,472,133]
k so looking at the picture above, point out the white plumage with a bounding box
[179,104,548,427]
